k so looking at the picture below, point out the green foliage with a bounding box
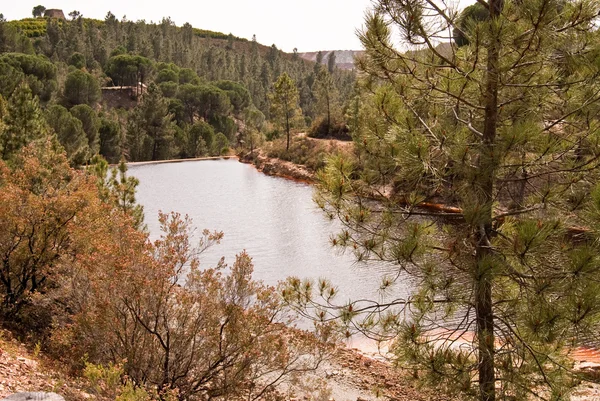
[70,104,100,154]
[177,83,231,124]
[45,104,89,165]
[0,63,25,99]
[0,53,57,101]
[177,68,200,85]
[241,106,265,153]
[213,132,230,155]
[92,157,144,229]
[192,27,241,40]
[208,114,236,141]
[106,54,153,87]
[63,69,101,107]
[166,98,185,125]
[126,84,175,161]
[313,69,340,136]
[327,51,336,74]
[309,118,350,140]
[68,52,86,69]
[32,6,46,18]
[0,13,357,162]
[84,362,124,398]
[270,72,300,151]
[158,81,178,97]
[453,2,490,47]
[98,115,122,163]
[1,82,48,161]
[177,120,214,158]
[214,80,251,114]
[7,18,48,38]
[155,62,179,83]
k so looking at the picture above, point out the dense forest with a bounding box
[0,8,356,165]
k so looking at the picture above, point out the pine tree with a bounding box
[32,5,46,18]
[270,73,300,151]
[127,84,175,161]
[70,104,100,155]
[45,104,90,166]
[285,0,600,400]
[1,82,47,161]
[314,69,339,135]
[327,51,336,74]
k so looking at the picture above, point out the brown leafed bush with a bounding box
[59,211,334,400]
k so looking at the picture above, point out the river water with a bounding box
[130,158,409,310]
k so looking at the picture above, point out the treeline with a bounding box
[0,10,356,164]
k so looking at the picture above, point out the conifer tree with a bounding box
[270,72,300,151]
[32,5,46,18]
[1,82,47,160]
[314,69,340,135]
[327,51,336,74]
[92,156,144,229]
[63,69,101,108]
[98,116,122,164]
[285,0,600,400]
[45,104,89,166]
[70,104,100,155]
[127,84,175,161]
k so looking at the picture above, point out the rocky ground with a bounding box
[0,328,442,401]
[296,346,451,401]
[0,330,89,400]
[2,323,600,400]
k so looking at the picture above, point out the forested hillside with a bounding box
[0,10,356,164]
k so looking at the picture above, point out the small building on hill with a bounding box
[44,9,65,19]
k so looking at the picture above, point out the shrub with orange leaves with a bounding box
[61,210,334,400]
[0,138,104,329]
[0,140,333,400]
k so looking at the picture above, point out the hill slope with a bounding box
[298,50,364,70]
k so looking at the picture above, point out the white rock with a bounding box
[2,392,65,401]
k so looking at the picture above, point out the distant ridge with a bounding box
[298,50,364,70]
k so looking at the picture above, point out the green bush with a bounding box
[308,117,351,141]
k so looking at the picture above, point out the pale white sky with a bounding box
[2,0,379,52]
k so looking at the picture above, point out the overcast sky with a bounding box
[3,0,381,52]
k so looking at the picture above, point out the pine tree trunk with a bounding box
[476,0,503,400]
[152,138,159,161]
[286,112,290,151]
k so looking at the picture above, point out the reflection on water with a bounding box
[130,159,410,305]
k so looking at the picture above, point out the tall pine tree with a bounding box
[286,0,600,400]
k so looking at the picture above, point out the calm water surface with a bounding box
[130,159,409,303]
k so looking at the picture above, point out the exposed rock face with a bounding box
[1,392,65,401]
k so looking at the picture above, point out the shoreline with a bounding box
[238,150,316,184]
[121,155,238,167]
